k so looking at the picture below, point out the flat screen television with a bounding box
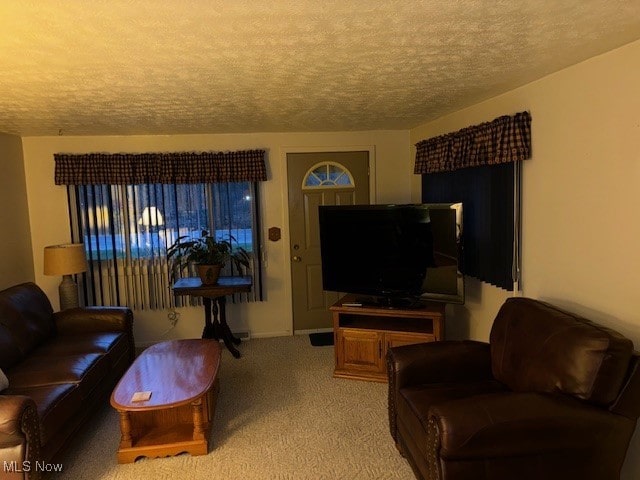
[318,203,464,306]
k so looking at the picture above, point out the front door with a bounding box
[287,151,370,332]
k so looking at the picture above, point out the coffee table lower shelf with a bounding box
[117,425,210,463]
[116,379,219,464]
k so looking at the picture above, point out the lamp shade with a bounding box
[43,243,87,276]
[138,206,164,227]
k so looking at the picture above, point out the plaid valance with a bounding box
[414,111,531,174]
[54,149,267,185]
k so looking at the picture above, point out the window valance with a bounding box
[414,111,531,174]
[54,149,267,185]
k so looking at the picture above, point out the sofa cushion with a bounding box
[6,353,109,400]
[30,332,129,367]
[4,383,82,446]
[0,283,54,359]
[490,297,633,405]
[397,381,507,459]
[0,324,24,371]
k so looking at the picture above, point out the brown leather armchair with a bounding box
[387,297,640,480]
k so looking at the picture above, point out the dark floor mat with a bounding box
[309,332,334,346]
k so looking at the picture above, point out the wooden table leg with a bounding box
[216,297,241,358]
[218,296,241,345]
[118,411,133,448]
[192,398,206,441]
[202,298,216,339]
[211,299,224,340]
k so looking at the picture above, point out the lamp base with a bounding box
[59,275,79,310]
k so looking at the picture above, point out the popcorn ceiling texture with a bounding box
[1,0,639,136]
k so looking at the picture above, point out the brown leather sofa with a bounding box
[387,297,640,480]
[0,282,134,479]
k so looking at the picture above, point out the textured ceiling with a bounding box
[1,1,639,137]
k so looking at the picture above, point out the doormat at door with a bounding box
[309,332,334,347]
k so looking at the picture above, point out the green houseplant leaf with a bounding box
[167,230,250,280]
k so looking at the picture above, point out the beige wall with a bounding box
[411,39,640,478]
[21,130,410,343]
[0,133,34,289]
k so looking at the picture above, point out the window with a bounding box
[415,112,530,291]
[67,181,262,310]
[422,162,516,290]
[55,149,267,310]
[302,162,355,188]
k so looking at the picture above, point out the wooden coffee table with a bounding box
[110,339,221,463]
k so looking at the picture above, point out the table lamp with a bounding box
[43,243,87,310]
[138,206,164,228]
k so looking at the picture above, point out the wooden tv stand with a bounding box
[330,295,445,382]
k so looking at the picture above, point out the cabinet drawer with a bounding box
[386,331,435,349]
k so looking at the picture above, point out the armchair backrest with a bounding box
[490,297,633,406]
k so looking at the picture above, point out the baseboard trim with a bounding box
[294,327,333,335]
[136,331,291,348]
[249,331,292,339]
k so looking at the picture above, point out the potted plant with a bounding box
[167,230,250,285]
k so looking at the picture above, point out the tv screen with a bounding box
[318,203,464,306]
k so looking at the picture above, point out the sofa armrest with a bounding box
[387,340,493,390]
[610,353,640,419]
[386,340,492,444]
[0,395,41,477]
[430,392,631,460]
[53,306,133,335]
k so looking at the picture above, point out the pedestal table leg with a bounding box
[218,296,241,345]
[217,297,241,358]
[211,299,224,340]
[202,298,217,339]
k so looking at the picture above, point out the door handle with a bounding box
[292,256,302,262]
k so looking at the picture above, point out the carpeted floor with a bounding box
[54,335,414,479]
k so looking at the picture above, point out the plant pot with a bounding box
[196,264,223,285]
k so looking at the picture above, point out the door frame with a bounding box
[281,145,377,335]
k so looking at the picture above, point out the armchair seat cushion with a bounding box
[430,392,626,460]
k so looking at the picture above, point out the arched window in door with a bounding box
[302,162,355,189]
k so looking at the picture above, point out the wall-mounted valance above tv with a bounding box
[318,203,464,307]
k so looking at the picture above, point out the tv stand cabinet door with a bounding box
[334,328,386,382]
